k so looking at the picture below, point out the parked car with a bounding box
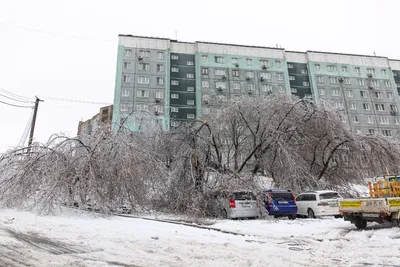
[264,189,297,220]
[214,191,259,219]
[296,190,343,218]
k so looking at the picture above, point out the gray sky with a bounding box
[0,0,397,152]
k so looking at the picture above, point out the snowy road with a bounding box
[0,209,399,267]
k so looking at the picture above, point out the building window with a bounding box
[390,105,398,112]
[394,72,398,77]
[232,58,238,64]
[232,70,239,77]
[353,116,359,123]
[340,114,346,122]
[260,59,268,66]
[388,92,394,99]
[327,65,337,72]
[215,69,226,76]
[372,80,380,87]
[246,83,256,91]
[303,81,310,86]
[187,114,195,119]
[277,85,284,92]
[157,77,164,85]
[287,63,293,69]
[360,90,368,98]
[187,73,195,79]
[260,72,271,79]
[155,105,163,113]
[171,80,179,85]
[350,102,356,110]
[123,75,131,82]
[246,71,255,78]
[201,55,208,62]
[171,67,179,72]
[202,68,208,75]
[382,130,392,137]
[355,67,361,74]
[187,86,194,92]
[367,68,375,74]
[156,91,164,99]
[331,89,340,96]
[171,55,179,60]
[379,117,389,124]
[395,118,400,124]
[137,89,149,98]
[136,104,149,111]
[233,82,241,90]
[374,92,383,99]
[358,79,365,86]
[124,62,132,69]
[215,82,226,89]
[275,61,281,68]
[289,76,295,81]
[367,116,373,124]
[260,84,270,92]
[301,69,308,74]
[347,91,353,97]
[368,129,375,134]
[171,107,178,112]
[376,104,385,111]
[344,78,351,85]
[157,64,165,72]
[138,63,150,71]
[139,50,150,58]
[187,61,194,66]
[276,73,284,80]
[187,100,195,105]
[385,81,391,87]
[319,88,326,95]
[124,49,132,56]
[291,88,297,93]
[120,103,128,112]
[171,93,179,99]
[342,66,348,72]
[397,83,400,87]
[318,76,324,83]
[215,56,225,63]
[363,103,370,110]
[138,76,150,84]
[171,121,180,127]
[203,108,210,115]
[157,52,164,60]
[330,77,338,84]
[121,89,129,97]
[315,64,321,71]
[246,58,252,65]
[202,81,209,88]
[381,69,387,75]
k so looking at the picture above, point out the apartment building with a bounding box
[113,35,400,138]
[77,105,113,136]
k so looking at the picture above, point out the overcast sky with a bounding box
[0,0,397,152]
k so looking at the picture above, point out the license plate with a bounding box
[363,213,379,218]
[241,204,251,208]
[278,201,288,204]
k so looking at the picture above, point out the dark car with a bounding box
[265,189,297,220]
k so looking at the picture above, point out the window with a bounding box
[187,114,195,119]
[330,77,338,83]
[289,76,295,80]
[202,81,209,88]
[233,82,241,90]
[277,85,284,92]
[156,91,164,99]
[390,105,398,112]
[187,100,194,105]
[246,58,252,65]
[124,62,132,69]
[139,50,150,58]
[331,89,340,96]
[138,63,150,71]
[124,49,132,56]
[137,89,149,98]
[318,76,324,83]
[157,64,165,72]
[381,69,387,75]
[275,61,281,68]
[397,83,400,87]
[347,91,353,97]
[287,63,293,69]
[303,81,310,86]
[155,105,163,113]
[171,67,179,72]
[215,82,226,89]
[374,92,383,99]
[260,59,268,66]
[372,80,380,87]
[395,118,400,124]
[187,73,195,79]
[344,78,351,85]
[171,80,179,85]
[350,102,356,110]
[355,67,361,74]
[379,117,389,124]
[157,77,164,85]
[136,104,148,111]
[215,69,226,76]
[171,107,178,112]
[315,64,321,71]
[120,103,128,112]
[261,84,272,92]
[368,129,375,134]
[394,72,398,77]
[187,86,194,92]
[201,55,208,62]
[363,103,370,110]
[358,79,365,86]
[171,93,179,99]
[247,83,255,91]
[319,88,326,95]
[276,73,284,80]
[171,121,180,127]
[301,69,308,74]
[360,90,368,98]
[202,68,208,75]
[291,88,297,93]
[246,71,254,78]
[171,55,179,60]
[138,76,150,84]
[353,116,359,123]
[157,52,164,59]
[121,89,129,97]
[123,75,131,82]
[382,130,392,137]
[232,58,238,64]
[215,56,225,63]
[367,116,373,124]
[385,81,391,87]
[342,66,348,72]
[260,72,271,79]
[376,104,385,111]
[367,68,375,74]
[232,70,239,77]
[340,114,346,122]
[327,65,337,72]
[187,61,194,66]
[388,92,394,99]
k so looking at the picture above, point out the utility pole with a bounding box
[27,96,44,151]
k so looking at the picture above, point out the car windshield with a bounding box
[232,192,256,200]
[269,192,293,201]
[319,192,340,200]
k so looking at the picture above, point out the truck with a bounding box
[338,175,400,229]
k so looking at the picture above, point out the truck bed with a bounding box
[339,197,400,214]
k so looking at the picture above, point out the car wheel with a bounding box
[354,217,367,229]
[307,208,315,219]
[334,215,342,219]
[221,209,228,219]
[288,214,296,220]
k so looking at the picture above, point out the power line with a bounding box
[0,93,35,103]
[0,88,35,101]
[42,96,112,106]
[0,100,34,108]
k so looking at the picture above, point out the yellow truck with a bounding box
[338,175,400,229]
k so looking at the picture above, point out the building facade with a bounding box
[113,35,400,138]
[77,105,113,136]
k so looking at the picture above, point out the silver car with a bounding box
[216,191,259,219]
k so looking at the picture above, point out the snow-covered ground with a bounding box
[0,209,399,267]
